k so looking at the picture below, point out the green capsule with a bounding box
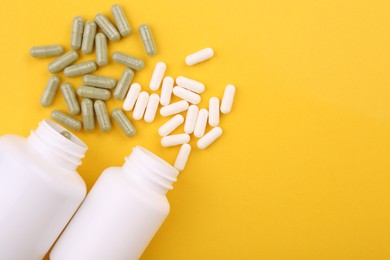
[51,110,82,131]
[71,16,84,50]
[113,68,134,100]
[60,130,72,140]
[30,45,64,58]
[139,24,156,56]
[81,21,97,54]
[48,50,79,74]
[94,14,120,42]
[77,86,111,100]
[112,52,144,71]
[82,75,116,89]
[94,100,111,132]
[40,76,60,107]
[81,99,95,131]
[95,33,108,66]
[61,83,80,115]
[111,5,131,36]
[64,61,97,78]
[112,108,136,137]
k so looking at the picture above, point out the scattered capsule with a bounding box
[176,76,205,94]
[77,86,111,100]
[94,100,111,132]
[139,24,157,56]
[48,50,79,74]
[185,47,214,66]
[208,97,220,127]
[144,94,160,123]
[173,86,201,104]
[114,68,134,100]
[112,52,144,71]
[71,16,84,50]
[60,130,72,140]
[81,21,97,54]
[197,127,223,149]
[174,144,191,171]
[184,105,199,134]
[40,76,60,107]
[160,100,189,117]
[95,33,108,66]
[112,108,136,137]
[111,4,131,36]
[194,108,208,138]
[149,62,166,91]
[160,76,174,106]
[133,91,149,120]
[95,14,120,41]
[30,45,64,58]
[61,83,80,115]
[123,83,141,111]
[64,61,97,78]
[221,84,236,114]
[51,110,82,131]
[83,75,116,89]
[81,99,95,131]
[161,134,190,147]
[158,114,184,137]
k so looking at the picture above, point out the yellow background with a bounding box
[0,0,389,259]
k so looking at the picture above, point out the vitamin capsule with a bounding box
[185,47,214,66]
[161,134,190,147]
[174,144,191,171]
[172,86,201,104]
[160,100,189,117]
[112,108,136,137]
[64,61,97,78]
[81,21,97,54]
[220,84,236,114]
[51,110,82,131]
[95,33,108,66]
[160,76,174,106]
[208,97,220,126]
[111,4,131,36]
[48,50,79,74]
[30,45,64,58]
[194,108,208,138]
[40,76,60,107]
[149,62,166,91]
[112,52,144,71]
[94,14,120,41]
[60,130,72,140]
[82,75,116,89]
[71,16,84,50]
[77,86,111,100]
[144,94,160,123]
[123,83,141,111]
[184,105,199,134]
[176,76,205,94]
[139,24,157,56]
[61,83,80,115]
[114,68,134,100]
[158,114,184,137]
[81,98,94,131]
[132,91,149,120]
[94,100,111,132]
[197,127,223,149]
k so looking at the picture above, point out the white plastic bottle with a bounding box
[0,119,88,260]
[50,146,179,260]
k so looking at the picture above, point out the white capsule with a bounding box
[172,86,201,105]
[161,133,190,147]
[160,76,174,106]
[208,97,220,127]
[174,144,192,171]
[144,94,160,123]
[221,84,236,114]
[123,83,141,111]
[176,76,205,94]
[160,100,189,117]
[194,108,208,138]
[158,114,184,137]
[133,91,149,120]
[149,62,166,91]
[184,105,199,134]
[197,127,223,149]
[185,47,214,66]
